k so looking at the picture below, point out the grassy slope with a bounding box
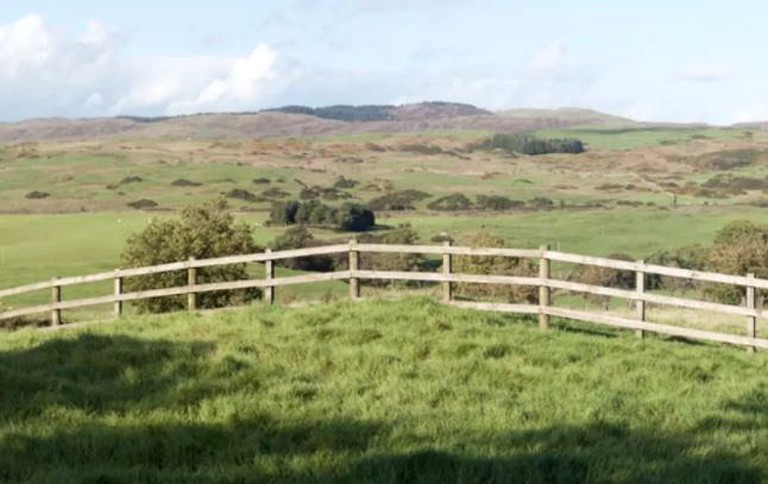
[2,298,768,482]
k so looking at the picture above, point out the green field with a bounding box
[2,298,768,482]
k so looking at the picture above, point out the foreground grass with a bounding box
[2,298,768,482]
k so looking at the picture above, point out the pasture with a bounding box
[2,298,768,482]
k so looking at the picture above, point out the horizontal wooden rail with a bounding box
[2,241,767,353]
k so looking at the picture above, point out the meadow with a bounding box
[2,298,768,482]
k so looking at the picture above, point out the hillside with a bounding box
[1,298,767,481]
[0,103,652,143]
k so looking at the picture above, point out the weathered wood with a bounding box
[545,278,756,318]
[449,301,539,315]
[349,239,360,300]
[114,270,123,317]
[544,306,768,350]
[539,245,550,330]
[264,249,274,305]
[51,279,61,326]
[747,273,757,353]
[353,270,541,286]
[187,257,197,311]
[636,261,646,339]
[356,243,540,258]
[442,241,453,303]
[546,250,768,289]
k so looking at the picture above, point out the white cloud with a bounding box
[530,43,568,72]
[0,14,285,120]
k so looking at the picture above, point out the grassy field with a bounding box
[2,298,768,482]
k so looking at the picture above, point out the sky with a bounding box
[0,0,766,124]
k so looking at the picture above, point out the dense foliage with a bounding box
[269,200,375,231]
[452,233,538,303]
[368,190,432,211]
[479,133,585,155]
[121,198,259,313]
[427,193,473,211]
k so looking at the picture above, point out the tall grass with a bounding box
[1,298,767,482]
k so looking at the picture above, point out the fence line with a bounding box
[1,241,766,352]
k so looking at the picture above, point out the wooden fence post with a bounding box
[187,257,197,311]
[747,273,756,353]
[442,240,453,303]
[349,239,360,300]
[51,278,61,326]
[636,260,646,339]
[264,248,275,305]
[114,269,123,317]
[539,245,550,330]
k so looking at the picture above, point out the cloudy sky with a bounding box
[0,0,765,124]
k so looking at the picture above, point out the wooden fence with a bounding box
[1,241,767,352]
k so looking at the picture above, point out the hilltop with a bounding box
[0,102,666,143]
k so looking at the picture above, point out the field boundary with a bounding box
[1,241,765,351]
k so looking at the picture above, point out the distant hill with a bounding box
[0,102,702,143]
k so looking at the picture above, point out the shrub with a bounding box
[25,191,50,199]
[333,177,359,189]
[171,179,202,187]
[253,177,271,184]
[528,197,555,210]
[452,233,538,303]
[476,195,523,211]
[269,225,336,272]
[225,189,264,203]
[121,198,260,313]
[270,200,375,232]
[369,190,432,211]
[570,253,635,308]
[358,225,425,278]
[262,187,290,199]
[427,193,473,211]
[645,245,708,292]
[127,199,158,210]
[706,220,768,303]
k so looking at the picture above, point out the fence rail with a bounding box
[1,241,766,352]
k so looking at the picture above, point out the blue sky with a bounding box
[0,0,765,123]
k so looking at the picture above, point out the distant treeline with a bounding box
[479,133,585,155]
[265,105,395,122]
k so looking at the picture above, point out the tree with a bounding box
[706,220,768,303]
[121,198,260,313]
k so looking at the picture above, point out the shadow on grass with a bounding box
[0,334,763,482]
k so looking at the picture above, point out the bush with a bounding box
[569,253,634,308]
[121,198,260,313]
[369,190,432,211]
[127,199,158,210]
[25,191,50,199]
[270,200,375,232]
[452,233,538,303]
[333,177,359,189]
[476,195,523,211]
[358,224,425,278]
[427,193,473,211]
[706,220,768,303]
[645,245,708,292]
[171,179,202,187]
[269,225,336,272]
[225,189,264,203]
[252,177,271,184]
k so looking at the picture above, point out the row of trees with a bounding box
[478,133,585,155]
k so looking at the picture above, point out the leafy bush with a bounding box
[25,191,50,199]
[358,225,425,278]
[706,220,768,303]
[225,189,264,203]
[269,200,375,232]
[427,193,473,211]
[452,233,538,303]
[252,177,271,184]
[569,253,634,308]
[269,225,336,272]
[478,133,585,156]
[121,199,260,313]
[369,190,432,211]
[528,197,555,210]
[127,199,158,210]
[645,245,708,292]
[476,195,524,211]
[171,179,202,187]
[262,187,290,199]
[333,177,359,189]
